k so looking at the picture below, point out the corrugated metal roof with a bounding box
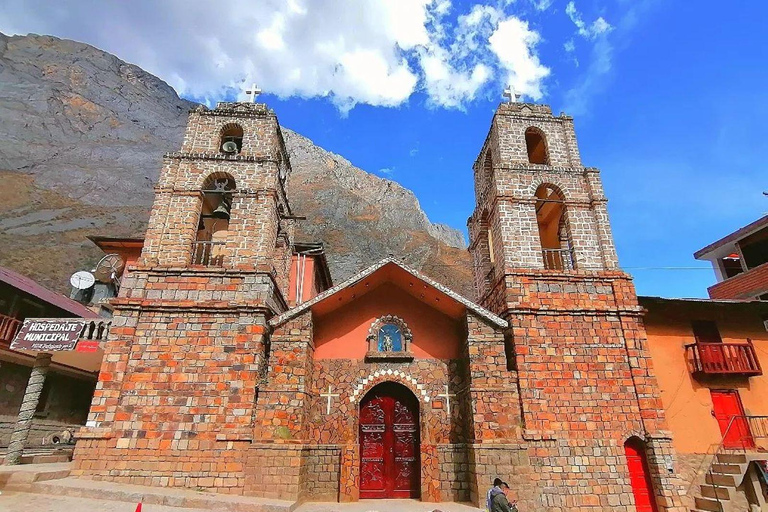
[0,265,98,318]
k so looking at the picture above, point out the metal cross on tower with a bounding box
[503,85,521,103]
[245,83,262,103]
[438,385,456,416]
[320,385,340,415]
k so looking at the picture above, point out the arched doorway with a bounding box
[359,381,420,499]
[624,437,659,512]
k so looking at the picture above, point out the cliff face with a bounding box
[0,33,473,298]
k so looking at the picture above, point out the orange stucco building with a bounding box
[639,217,768,511]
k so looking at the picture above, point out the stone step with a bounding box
[715,453,747,465]
[30,477,296,512]
[700,484,730,500]
[705,473,735,487]
[694,496,724,512]
[0,462,71,490]
[710,463,743,475]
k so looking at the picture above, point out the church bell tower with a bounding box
[467,101,686,511]
[72,99,298,491]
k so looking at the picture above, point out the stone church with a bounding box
[71,99,686,511]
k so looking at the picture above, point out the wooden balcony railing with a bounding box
[191,241,225,266]
[685,339,763,376]
[0,313,22,346]
[542,248,574,270]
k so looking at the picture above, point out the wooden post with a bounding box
[3,353,52,465]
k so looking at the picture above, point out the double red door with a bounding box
[711,389,754,449]
[359,383,420,499]
[624,438,659,512]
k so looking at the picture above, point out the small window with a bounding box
[692,320,722,344]
[525,127,549,164]
[720,253,744,279]
[219,123,244,154]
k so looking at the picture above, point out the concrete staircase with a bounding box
[690,452,749,512]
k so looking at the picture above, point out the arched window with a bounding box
[219,123,244,154]
[624,437,659,512]
[535,184,574,270]
[525,127,549,165]
[193,174,236,265]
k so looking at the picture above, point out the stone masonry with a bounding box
[72,102,294,493]
[72,98,688,511]
[467,102,686,511]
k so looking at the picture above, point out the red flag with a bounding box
[135,503,142,512]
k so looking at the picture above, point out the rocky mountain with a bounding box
[0,33,473,298]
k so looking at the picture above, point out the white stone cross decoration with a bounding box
[438,385,456,416]
[245,83,262,103]
[320,385,339,415]
[503,85,521,103]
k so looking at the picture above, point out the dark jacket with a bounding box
[489,487,518,512]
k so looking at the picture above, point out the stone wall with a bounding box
[300,445,342,502]
[72,303,269,493]
[438,444,472,502]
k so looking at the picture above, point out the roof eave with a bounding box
[269,258,507,330]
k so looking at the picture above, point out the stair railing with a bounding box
[703,415,768,509]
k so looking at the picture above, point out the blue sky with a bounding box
[2,0,767,298]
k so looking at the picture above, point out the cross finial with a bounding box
[245,83,262,103]
[503,85,521,103]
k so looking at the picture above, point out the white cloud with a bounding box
[489,17,550,100]
[378,167,395,175]
[566,1,613,39]
[531,0,554,11]
[0,0,551,112]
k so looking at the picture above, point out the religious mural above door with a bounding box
[366,315,413,360]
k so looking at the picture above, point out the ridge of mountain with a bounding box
[0,33,473,298]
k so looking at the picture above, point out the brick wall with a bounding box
[708,260,768,299]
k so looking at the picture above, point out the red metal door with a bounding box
[359,382,420,499]
[624,438,659,512]
[711,389,754,449]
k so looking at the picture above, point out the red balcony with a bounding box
[685,339,763,377]
[0,313,22,347]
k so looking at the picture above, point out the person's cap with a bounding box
[501,482,510,489]
[493,478,503,486]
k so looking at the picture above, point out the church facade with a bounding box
[71,100,686,511]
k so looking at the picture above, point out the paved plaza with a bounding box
[0,490,482,512]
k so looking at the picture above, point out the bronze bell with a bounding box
[211,194,232,220]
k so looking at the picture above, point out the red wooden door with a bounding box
[711,390,754,449]
[624,438,659,512]
[359,382,420,499]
